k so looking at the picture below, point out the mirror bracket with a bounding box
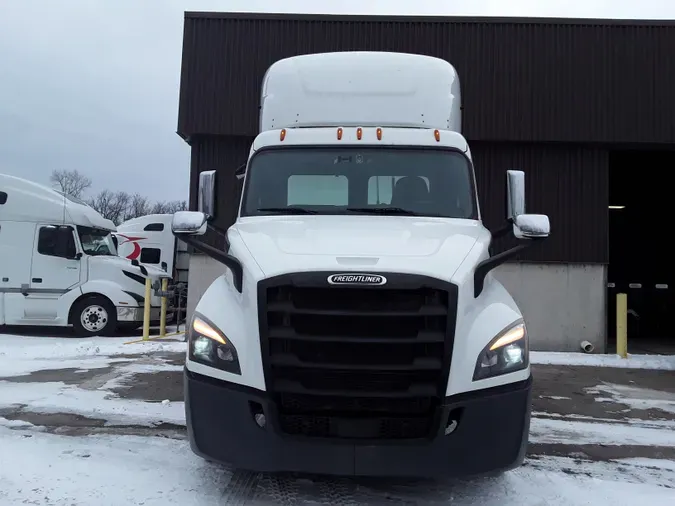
[180,235,243,293]
[207,223,231,250]
[474,241,541,298]
[490,220,513,240]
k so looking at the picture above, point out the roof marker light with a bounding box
[337,127,343,140]
[377,128,383,140]
[356,127,363,140]
[434,129,441,142]
[280,129,286,141]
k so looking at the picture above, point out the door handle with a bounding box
[32,278,43,283]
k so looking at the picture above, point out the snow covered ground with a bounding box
[531,350,675,370]
[1,424,674,506]
[1,330,674,505]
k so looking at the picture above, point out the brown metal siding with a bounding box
[189,136,608,263]
[188,135,250,248]
[178,14,675,145]
[471,142,608,263]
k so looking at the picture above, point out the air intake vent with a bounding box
[257,272,458,440]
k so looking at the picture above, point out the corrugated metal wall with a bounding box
[189,136,609,263]
[178,14,675,145]
[471,142,608,263]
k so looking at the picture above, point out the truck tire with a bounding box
[72,296,117,337]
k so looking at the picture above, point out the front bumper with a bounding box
[116,306,174,323]
[185,370,532,478]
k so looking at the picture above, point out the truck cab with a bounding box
[0,174,167,336]
[114,214,189,322]
[173,52,550,478]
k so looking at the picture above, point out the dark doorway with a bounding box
[608,149,675,354]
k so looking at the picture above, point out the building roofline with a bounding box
[183,11,675,27]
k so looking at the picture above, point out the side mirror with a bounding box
[506,170,526,220]
[172,211,208,236]
[198,170,216,219]
[513,214,550,239]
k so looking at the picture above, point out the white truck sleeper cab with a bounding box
[175,52,551,478]
[0,174,168,336]
[114,214,189,322]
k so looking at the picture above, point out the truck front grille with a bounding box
[257,272,457,441]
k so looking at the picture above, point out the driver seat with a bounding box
[390,176,430,207]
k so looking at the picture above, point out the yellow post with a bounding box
[616,292,628,358]
[142,277,152,341]
[159,277,168,338]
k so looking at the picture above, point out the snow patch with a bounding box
[0,356,130,378]
[532,411,675,430]
[100,362,184,391]
[0,416,35,429]
[0,381,185,427]
[531,351,675,370]
[0,333,186,363]
[614,458,675,471]
[587,383,675,416]
[530,417,675,447]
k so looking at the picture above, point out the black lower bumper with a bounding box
[184,370,532,479]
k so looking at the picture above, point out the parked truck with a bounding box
[0,174,167,336]
[171,52,550,478]
[113,214,189,322]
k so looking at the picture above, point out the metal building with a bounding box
[177,12,675,352]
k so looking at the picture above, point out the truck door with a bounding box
[22,225,82,322]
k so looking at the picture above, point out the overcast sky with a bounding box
[1,0,674,202]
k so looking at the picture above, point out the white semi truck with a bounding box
[113,214,189,321]
[172,52,550,478]
[0,174,167,336]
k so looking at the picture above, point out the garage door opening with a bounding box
[608,149,675,354]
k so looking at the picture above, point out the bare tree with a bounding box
[88,190,131,225]
[151,200,188,214]
[50,169,92,199]
[125,193,152,220]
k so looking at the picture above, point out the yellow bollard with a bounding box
[159,277,168,338]
[616,292,628,358]
[142,277,152,341]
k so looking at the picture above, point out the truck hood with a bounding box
[232,216,487,279]
[87,256,166,304]
[88,255,166,277]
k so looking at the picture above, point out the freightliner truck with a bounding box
[172,51,551,478]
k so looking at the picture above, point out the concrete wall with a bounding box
[187,255,607,353]
[186,254,228,323]
[494,263,607,353]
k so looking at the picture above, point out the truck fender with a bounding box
[188,250,267,391]
[80,280,141,307]
[446,280,529,396]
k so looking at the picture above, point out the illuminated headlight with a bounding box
[473,321,528,381]
[188,314,241,375]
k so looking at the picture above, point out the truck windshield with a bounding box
[241,147,477,219]
[77,226,117,256]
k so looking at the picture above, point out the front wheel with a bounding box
[72,296,117,337]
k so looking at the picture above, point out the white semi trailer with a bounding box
[172,52,550,478]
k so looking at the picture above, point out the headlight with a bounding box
[473,320,528,381]
[188,314,241,375]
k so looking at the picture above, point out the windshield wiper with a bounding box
[257,207,318,215]
[346,207,422,216]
